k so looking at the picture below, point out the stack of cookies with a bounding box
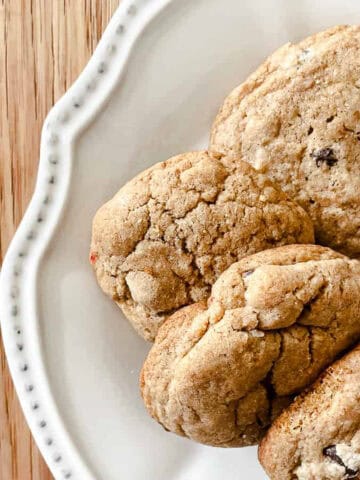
[90,25,360,480]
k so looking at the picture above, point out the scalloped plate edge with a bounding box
[0,1,172,479]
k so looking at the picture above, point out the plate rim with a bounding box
[0,1,172,479]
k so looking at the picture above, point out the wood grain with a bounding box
[0,1,119,478]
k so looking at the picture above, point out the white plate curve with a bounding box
[2,1,360,479]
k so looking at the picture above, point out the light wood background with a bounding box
[0,1,119,478]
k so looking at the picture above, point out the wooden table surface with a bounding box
[0,1,119,478]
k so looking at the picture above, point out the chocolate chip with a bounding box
[311,148,338,167]
[345,471,359,480]
[309,199,315,204]
[326,116,335,123]
[308,126,314,135]
[323,445,359,478]
[323,445,344,464]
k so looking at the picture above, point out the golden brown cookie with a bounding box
[90,151,313,341]
[140,245,360,447]
[210,25,360,258]
[259,344,360,480]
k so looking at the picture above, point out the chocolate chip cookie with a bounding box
[210,25,360,257]
[259,344,360,480]
[140,245,360,447]
[90,151,313,341]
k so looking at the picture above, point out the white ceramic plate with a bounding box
[2,1,360,479]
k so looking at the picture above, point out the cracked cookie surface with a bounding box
[210,25,360,257]
[140,245,360,447]
[90,151,313,341]
[259,344,360,480]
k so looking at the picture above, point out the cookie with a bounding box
[140,245,360,447]
[90,151,313,341]
[210,25,360,257]
[259,344,360,480]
